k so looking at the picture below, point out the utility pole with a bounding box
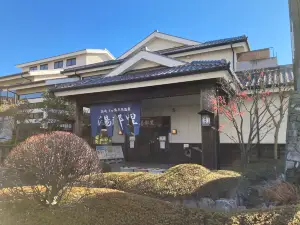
[289,0,300,89]
[285,0,300,179]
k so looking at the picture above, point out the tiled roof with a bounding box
[63,58,124,73]
[53,60,230,92]
[62,35,247,73]
[0,71,28,79]
[157,35,248,55]
[236,65,294,87]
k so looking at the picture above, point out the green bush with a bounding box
[92,164,242,199]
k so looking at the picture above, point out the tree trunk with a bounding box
[274,128,280,159]
[240,146,248,168]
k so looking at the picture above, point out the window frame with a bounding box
[29,66,38,71]
[66,58,76,67]
[54,60,63,69]
[40,64,48,70]
[19,92,43,99]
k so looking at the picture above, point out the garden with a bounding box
[0,131,300,225]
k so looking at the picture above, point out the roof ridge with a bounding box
[62,35,247,73]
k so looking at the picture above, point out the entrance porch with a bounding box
[73,81,220,169]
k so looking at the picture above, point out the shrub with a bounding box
[93,164,241,200]
[262,180,300,205]
[4,131,99,207]
[1,187,300,225]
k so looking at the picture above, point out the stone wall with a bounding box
[285,91,300,179]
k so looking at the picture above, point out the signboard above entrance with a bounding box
[90,102,141,137]
[140,117,170,128]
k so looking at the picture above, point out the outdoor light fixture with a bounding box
[171,129,177,134]
[198,110,213,127]
[118,130,123,135]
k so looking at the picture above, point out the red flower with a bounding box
[218,124,225,131]
[238,91,247,98]
[210,98,217,105]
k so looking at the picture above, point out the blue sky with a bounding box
[0,0,291,75]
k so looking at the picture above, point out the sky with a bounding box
[0,0,291,75]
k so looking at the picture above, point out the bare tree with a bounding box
[260,75,290,159]
[212,77,274,167]
[213,68,291,166]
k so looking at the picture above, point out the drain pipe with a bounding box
[21,73,32,82]
[230,43,235,71]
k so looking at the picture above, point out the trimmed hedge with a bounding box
[0,187,300,225]
[92,164,242,199]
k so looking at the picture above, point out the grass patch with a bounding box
[92,164,242,199]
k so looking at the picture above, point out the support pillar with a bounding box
[74,99,83,137]
[199,87,219,169]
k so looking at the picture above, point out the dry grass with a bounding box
[92,164,242,199]
[262,181,300,205]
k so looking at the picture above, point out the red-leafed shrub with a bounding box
[3,131,99,207]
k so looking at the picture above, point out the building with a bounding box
[0,31,293,168]
[50,31,292,168]
[0,48,115,140]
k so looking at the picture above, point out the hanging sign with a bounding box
[90,102,141,137]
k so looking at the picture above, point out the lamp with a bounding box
[118,130,123,135]
[171,129,177,134]
[198,109,214,127]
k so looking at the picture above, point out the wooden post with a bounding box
[74,99,83,137]
[200,87,219,169]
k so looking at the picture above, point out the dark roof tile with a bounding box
[62,35,247,73]
[236,65,294,87]
[156,35,248,54]
[53,60,229,92]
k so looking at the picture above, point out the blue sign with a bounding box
[90,102,141,137]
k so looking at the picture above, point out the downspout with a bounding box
[216,86,221,169]
[230,43,235,71]
[21,73,32,82]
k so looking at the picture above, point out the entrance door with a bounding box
[127,117,170,163]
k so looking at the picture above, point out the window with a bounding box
[54,61,63,69]
[20,92,43,99]
[29,66,37,71]
[40,64,48,70]
[66,58,76,67]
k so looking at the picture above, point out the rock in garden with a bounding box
[197,198,215,209]
[215,199,237,212]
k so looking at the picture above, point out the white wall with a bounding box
[176,49,237,70]
[110,93,288,145]
[110,95,202,144]
[141,95,201,143]
[130,59,160,70]
[236,57,278,71]
[22,54,88,72]
[86,54,105,65]
[219,94,289,144]
[145,38,184,52]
